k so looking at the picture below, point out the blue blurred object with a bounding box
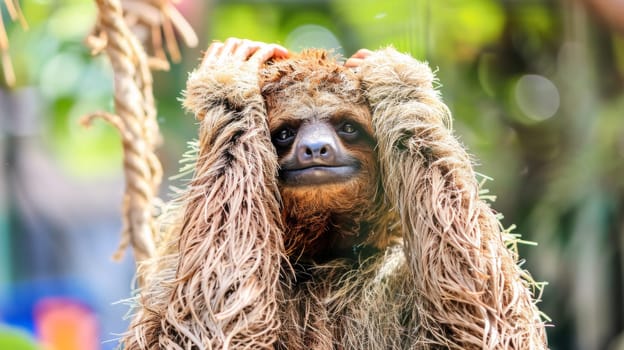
[0,278,96,334]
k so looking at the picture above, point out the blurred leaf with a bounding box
[516,4,554,39]
[46,95,122,178]
[333,0,427,57]
[211,4,281,43]
[430,0,505,61]
[20,0,53,27]
[47,2,96,41]
[613,35,624,78]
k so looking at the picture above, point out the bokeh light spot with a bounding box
[285,25,343,56]
[40,53,83,99]
[514,74,560,122]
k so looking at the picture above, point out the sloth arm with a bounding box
[351,48,547,349]
[171,39,287,348]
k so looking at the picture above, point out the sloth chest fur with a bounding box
[278,245,424,349]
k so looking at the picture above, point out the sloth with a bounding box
[122,38,548,349]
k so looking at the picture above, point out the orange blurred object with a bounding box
[583,0,624,32]
[34,298,99,350]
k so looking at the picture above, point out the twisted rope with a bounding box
[83,0,196,266]
[83,0,162,264]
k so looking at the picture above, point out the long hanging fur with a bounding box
[121,48,547,350]
[357,48,547,348]
[123,59,286,349]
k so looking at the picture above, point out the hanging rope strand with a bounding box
[84,0,161,264]
[84,0,196,266]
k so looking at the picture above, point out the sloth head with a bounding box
[259,50,385,259]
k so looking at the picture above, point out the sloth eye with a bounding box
[341,123,356,134]
[277,129,294,140]
[273,128,296,146]
[338,122,360,141]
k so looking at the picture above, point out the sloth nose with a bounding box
[296,124,337,164]
[298,140,336,162]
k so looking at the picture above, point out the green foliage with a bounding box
[0,327,40,350]
[333,0,427,56]
[429,0,505,61]
[211,4,282,43]
[5,0,121,178]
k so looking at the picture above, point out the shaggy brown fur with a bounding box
[121,48,548,349]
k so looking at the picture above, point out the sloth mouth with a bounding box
[279,165,358,186]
